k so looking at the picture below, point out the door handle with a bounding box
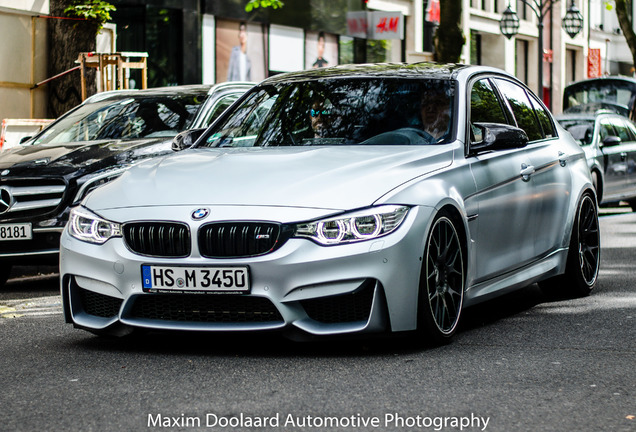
[621,152,628,161]
[520,163,535,182]
[558,151,567,166]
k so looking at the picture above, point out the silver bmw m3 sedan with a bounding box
[60,63,600,343]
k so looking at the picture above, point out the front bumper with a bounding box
[60,205,434,338]
[0,227,63,264]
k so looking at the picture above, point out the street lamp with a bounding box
[562,1,584,38]
[499,1,584,98]
[500,6,520,39]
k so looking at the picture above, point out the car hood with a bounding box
[0,138,172,177]
[86,145,454,211]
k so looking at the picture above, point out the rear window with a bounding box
[564,78,636,120]
[558,119,594,145]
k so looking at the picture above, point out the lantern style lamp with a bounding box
[562,1,584,38]
[499,6,520,39]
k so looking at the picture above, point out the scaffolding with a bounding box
[76,51,148,100]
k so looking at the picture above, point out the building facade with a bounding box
[2,0,635,120]
[457,0,635,113]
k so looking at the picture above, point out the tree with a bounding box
[245,0,285,12]
[434,0,465,63]
[47,0,115,117]
[615,0,636,73]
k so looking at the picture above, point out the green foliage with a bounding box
[64,0,116,29]
[339,38,354,64]
[245,0,285,13]
[366,40,389,63]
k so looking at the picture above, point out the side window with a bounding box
[206,91,279,147]
[201,94,240,127]
[612,117,632,142]
[493,78,544,142]
[529,95,556,138]
[469,79,508,142]
[624,119,636,141]
[599,118,615,142]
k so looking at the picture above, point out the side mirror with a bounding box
[601,135,621,147]
[171,128,206,152]
[470,122,529,155]
[19,136,32,144]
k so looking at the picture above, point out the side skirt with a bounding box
[463,249,568,307]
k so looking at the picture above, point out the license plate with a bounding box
[0,223,32,241]
[141,265,250,293]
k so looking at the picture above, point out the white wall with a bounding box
[0,1,48,14]
[269,24,304,73]
[202,14,215,84]
[0,4,49,120]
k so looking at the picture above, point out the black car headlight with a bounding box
[68,207,121,244]
[295,205,409,245]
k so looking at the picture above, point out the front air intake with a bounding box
[130,294,284,323]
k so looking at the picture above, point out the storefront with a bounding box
[109,0,408,88]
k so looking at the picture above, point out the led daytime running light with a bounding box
[68,207,121,244]
[317,220,346,243]
[351,214,382,238]
[295,205,409,245]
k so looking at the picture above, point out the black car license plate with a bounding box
[0,223,32,241]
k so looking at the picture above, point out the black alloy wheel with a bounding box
[418,212,465,344]
[539,192,600,297]
[575,194,601,291]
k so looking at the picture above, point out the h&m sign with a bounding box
[346,11,404,40]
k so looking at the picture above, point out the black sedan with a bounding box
[0,82,253,286]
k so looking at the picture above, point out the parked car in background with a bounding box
[0,82,253,286]
[563,76,636,120]
[556,109,636,209]
[60,63,600,343]
[0,119,53,151]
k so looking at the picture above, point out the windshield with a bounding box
[558,119,594,145]
[33,92,208,145]
[198,78,455,148]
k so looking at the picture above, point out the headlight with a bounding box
[68,207,121,244]
[295,205,409,245]
[73,167,128,204]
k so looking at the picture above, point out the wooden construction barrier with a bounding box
[76,52,148,100]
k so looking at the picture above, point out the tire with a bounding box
[539,193,600,297]
[417,211,465,345]
[0,264,12,287]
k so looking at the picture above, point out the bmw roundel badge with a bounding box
[191,208,210,220]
